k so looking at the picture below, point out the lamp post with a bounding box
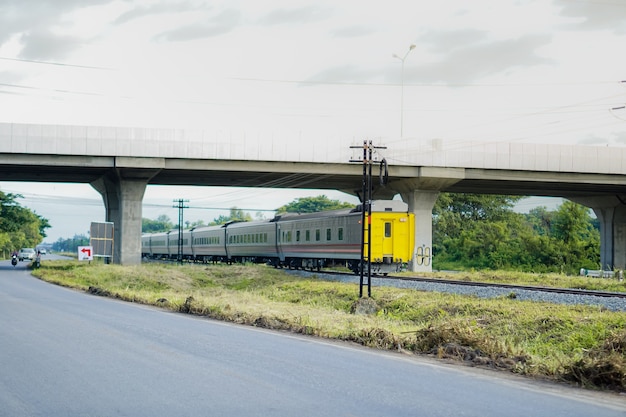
[392,44,415,138]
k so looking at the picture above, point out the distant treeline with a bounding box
[0,191,49,257]
[433,194,599,274]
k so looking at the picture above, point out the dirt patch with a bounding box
[563,330,626,390]
[346,328,400,349]
[179,296,196,313]
[87,286,112,297]
[434,343,528,370]
[350,297,379,315]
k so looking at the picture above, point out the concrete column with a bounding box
[571,195,626,271]
[592,204,626,271]
[400,190,439,273]
[91,168,157,265]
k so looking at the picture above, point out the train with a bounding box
[141,199,415,274]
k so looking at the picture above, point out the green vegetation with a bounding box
[210,207,254,225]
[433,194,600,274]
[0,190,49,256]
[275,195,354,214]
[51,233,90,254]
[142,214,175,233]
[33,261,626,392]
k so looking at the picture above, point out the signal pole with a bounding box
[350,140,387,297]
[173,199,189,264]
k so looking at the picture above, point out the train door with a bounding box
[365,213,393,261]
[275,223,284,262]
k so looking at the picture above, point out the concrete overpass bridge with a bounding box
[2,122,626,271]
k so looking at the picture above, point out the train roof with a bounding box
[272,199,408,222]
[357,200,409,213]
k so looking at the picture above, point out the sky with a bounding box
[0,0,624,242]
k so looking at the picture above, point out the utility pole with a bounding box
[173,199,189,264]
[350,140,387,297]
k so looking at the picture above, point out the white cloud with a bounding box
[0,0,624,240]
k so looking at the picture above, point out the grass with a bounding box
[410,269,626,293]
[31,260,626,393]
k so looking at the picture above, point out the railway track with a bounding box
[380,273,626,299]
[310,269,626,299]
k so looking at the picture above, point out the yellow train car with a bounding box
[363,200,415,274]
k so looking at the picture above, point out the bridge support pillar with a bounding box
[571,195,626,271]
[91,167,159,265]
[400,190,439,273]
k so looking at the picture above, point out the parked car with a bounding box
[18,248,36,261]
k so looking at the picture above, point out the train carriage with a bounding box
[189,225,227,263]
[275,208,361,270]
[142,231,170,259]
[165,229,193,260]
[225,220,279,263]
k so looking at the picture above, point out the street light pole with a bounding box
[393,44,415,138]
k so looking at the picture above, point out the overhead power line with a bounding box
[0,56,114,71]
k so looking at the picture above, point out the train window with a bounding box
[385,222,392,237]
[315,229,320,241]
[338,228,344,240]
[296,230,300,242]
[306,230,310,241]
[326,228,331,241]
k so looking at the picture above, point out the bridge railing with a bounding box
[1,122,625,175]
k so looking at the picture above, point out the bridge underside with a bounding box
[2,153,626,271]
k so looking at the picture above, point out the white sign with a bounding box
[78,246,94,261]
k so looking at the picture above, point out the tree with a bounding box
[551,201,599,270]
[210,207,252,225]
[276,195,354,214]
[433,193,524,266]
[51,234,90,253]
[0,191,49,254]
[142,215,174,233]
[432,193,599,273]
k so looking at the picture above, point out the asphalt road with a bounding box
[1,258,624,417]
